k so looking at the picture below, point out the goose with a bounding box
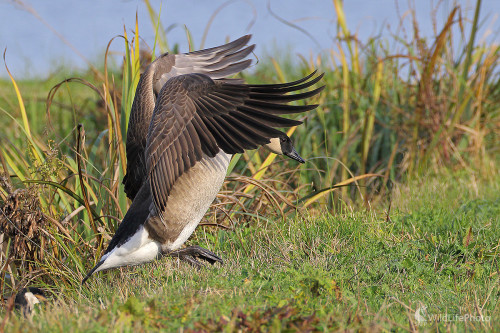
[82,35,324,283]
[2,287,47,317]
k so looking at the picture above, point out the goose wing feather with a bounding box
[146,72,324,220]
[123,35,254,200]
[152,35,255,94]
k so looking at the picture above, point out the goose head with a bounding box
[11,287,47,317]
[264,135,305,163]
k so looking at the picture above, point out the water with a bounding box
[0,0,498,78]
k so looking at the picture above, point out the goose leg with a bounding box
[168,246,223,267]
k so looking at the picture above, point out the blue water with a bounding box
[0,0,498,78]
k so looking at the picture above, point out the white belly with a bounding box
[159,152,231,250]
[95,225,161,273]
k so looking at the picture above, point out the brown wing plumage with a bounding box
[152,35,255,94]
[123,35,255,200]
[146,72,324,220]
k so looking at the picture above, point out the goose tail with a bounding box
[82,260,104,284]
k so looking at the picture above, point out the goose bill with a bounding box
[285,147,305,163]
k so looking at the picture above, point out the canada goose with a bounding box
[3,287,47,317]
[82,35,323,283]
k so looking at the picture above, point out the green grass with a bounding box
[0,69,103,144]
[3,172,498,332]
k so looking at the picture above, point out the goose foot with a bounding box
[168,246,223,267]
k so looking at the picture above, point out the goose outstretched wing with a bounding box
[124,35,255,200]
[145,72,324,220]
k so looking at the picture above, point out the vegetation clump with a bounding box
[0,185,48,272]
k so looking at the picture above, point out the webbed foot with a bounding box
[168,246,223,267]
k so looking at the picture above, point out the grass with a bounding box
[0,0,499,331]
[2,171,499,331]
